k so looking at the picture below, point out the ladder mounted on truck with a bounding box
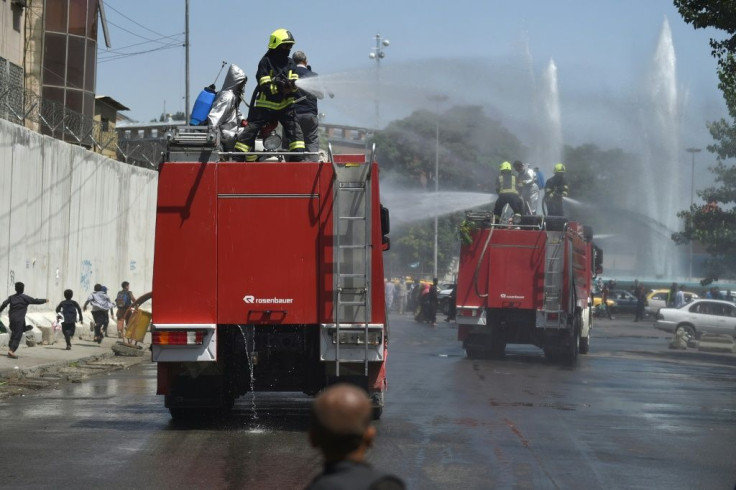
[329,143,375,378]
[543,230,564,324]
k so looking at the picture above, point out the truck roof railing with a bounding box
[463,211,575,232]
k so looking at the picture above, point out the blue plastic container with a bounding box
[189,86,217,125]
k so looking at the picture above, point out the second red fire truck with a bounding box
[455,213,602,362]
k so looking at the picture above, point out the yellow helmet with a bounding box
[554,162,566,173]
[499,161,512,172]
[268,29,295,49]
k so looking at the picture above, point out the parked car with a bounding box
[438,283,456,315]
[655,299,736,340]
[608,289,639,314]
[645,289,699,316]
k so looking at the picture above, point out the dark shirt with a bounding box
[294,64,319,116]
[545,173,568,198]
[252,50,299,110]
[56,299,83,324]
[305,460,405,490]
[0,293,47,323]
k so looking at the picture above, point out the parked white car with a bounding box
[645,289,699,317]
[655,299,736,340]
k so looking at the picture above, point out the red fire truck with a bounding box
[455,212,602,362]
[151,128,390,419]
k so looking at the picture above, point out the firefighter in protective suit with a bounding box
[512,160,539,215]
[234,29,305,161]
[207,64,247,152]
[544,163,569,216]
[493,161,523,223]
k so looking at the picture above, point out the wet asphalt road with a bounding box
[0,314,734,489]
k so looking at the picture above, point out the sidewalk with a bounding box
[1,309,151,380]
[0,332,147,379]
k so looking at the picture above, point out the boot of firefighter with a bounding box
[233,141,258,162]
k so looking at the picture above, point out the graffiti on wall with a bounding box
[80,260,92,292]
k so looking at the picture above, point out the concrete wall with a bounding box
[0,118,157,311]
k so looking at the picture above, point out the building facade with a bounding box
[1,0,125,154]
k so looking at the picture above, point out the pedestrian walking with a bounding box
[0,282,48,359]
[445,284,457,322]
[83,284,114,344]
[305,383,405,490]
[667,282,677,307]
[427,279,439,326]
[55,289,83,350]
[633,284,647,322]
[384,279,395,312]
[675,285,686,308]
[601,281,613,319]
[396,278,408,315]
[115,281,136,338]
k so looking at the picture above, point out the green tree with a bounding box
[672,162,736,276]
[375,105,524,192]
[674,1,736,276]
[674,1,736,156]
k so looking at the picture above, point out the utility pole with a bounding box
[685,147,701,280]
[428,95,448,283]
[369,34,389,129]
[184,0,190,124]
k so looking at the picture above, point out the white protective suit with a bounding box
[207,64,247,150]
[516,163,540,215]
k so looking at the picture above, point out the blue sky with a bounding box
[97,0,726,172]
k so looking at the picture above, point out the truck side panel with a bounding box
[153,162,217,324]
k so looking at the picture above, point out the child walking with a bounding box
[55,289,83,350]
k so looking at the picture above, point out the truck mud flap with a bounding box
[165,375,225,409]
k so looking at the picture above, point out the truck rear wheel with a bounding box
[564,314,581,364]
[579,335,590,354]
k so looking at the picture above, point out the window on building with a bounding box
[44,33,67,86]
[45,0,69,32]
[69,0,87,36]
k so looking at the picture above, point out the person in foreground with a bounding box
[305,384,405,490]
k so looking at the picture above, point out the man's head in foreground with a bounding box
[309,384,375,463]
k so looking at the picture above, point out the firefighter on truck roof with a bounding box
[544,163,569,216]
[493,161,523,223]
[234,28,305,161]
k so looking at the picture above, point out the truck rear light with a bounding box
[547,313,559,320]
[331,330,382,346]
[153,330,205,345]
[459,308,478,317]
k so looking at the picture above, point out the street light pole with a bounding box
[184,0,190,124]
[685,147,701,280]
[369,34,389,129]
[428,95,448,283]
